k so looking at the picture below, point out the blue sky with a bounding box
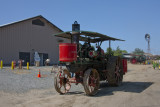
[0,0,160,54]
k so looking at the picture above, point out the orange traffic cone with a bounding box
[37,71,41,78]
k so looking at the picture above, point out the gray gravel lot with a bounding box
[0,67,54,93]
[0,66,83,94]
[1,64,160,107]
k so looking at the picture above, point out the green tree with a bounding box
[121,50,128,54]
[106,47,114,55]
[114,46,122,56]
[106,46,128,56]
[133,48,144,55]
[113,46,128,56]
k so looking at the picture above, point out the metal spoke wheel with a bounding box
[83,69,100,96]
[106,56,123,86]
[54,69,71,94]
[114,58,123,86]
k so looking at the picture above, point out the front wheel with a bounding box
[54,70,71,94]
[83,69,100,96]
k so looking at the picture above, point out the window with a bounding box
[32,19,45,26]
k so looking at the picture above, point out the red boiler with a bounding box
[59,43,77,62]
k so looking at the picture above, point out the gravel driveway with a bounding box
[0,64,160,107]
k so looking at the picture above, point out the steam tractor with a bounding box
[54,21,126,96]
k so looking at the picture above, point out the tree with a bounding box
[121,50,128,54]
[114,46,122,56]
[133,48,144,55]
[106,47,114,55]
[106,46,128,56]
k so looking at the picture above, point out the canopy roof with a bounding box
[54,30,125,43]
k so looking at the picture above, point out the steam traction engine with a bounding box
[54,21,127,96]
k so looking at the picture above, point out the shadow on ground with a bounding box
[96,81,153,97]
[62,81,153,97]
[66,91,84,95]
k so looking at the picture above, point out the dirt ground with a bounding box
[0,64,160,107]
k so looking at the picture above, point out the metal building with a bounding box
[0,15,69,66]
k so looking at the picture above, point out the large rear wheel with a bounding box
[83,69,100,96]
[106,56,123,86]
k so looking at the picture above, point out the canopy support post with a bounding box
[109,40,111,55]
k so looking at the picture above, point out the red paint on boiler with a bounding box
[59,43,77,62]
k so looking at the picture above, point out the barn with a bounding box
[0,15,69,66]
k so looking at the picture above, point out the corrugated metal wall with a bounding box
[0,17,70,65]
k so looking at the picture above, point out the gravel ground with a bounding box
[0,64,160,107]
[0,66,55,93]
[0,66,83,94]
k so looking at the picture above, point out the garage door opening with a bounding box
[19,52,30,66]
[39,53,48,66]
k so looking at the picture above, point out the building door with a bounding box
[39,53,43,66]
[43,53,48,66]
[38,53,48,66]
[19,52,30,66]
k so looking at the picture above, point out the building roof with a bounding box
[0,15,63,32]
